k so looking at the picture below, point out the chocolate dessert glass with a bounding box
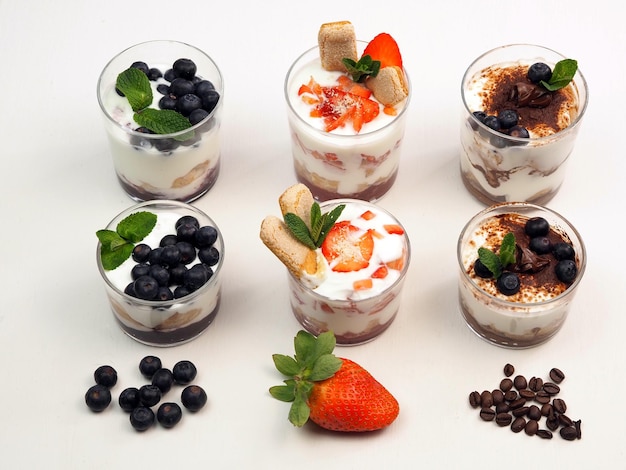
[288,199,411,345]
[97,40,223,202]
[460,44,588,205]
[285,43,411,202]
[457,202,586,348]
[97,200,224,346]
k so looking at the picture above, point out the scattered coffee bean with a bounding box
[479,407,496,421]
[574,419,582,439]
[504,363,515,377]
[543,382,561,395]
[528,405,542,421]
[546,415,559,431]
[553,398,567,414]
[529,376,543,392]
[514,375,527,390]
[541,403,553,417]
[558,413,573,428]
[519,389,535,400]
[549,367,565,384]
[492,389,504,405]
[496,403,510,414]
[480,390,493,408]
[509,398,526,410]
[511,417,526,433]
[500,378,513,392]
[560,425,578,441]
[525,419,539,436]
[536,429,553,439]
[469,391,481,408]
[504,390,518,402]
[496,412,513,426]
[535,390,551,404]
[512,406,529,417]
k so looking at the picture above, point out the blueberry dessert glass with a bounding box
[460,44,588,205]
[457,202,586,348]
[97,40,223,202]
[97,200,224,346]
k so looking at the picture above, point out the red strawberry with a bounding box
[321,220,374,272]
[270,330,400,432]
[363,33,403,69]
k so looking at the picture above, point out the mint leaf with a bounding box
[284,203,345,249]
[317,204,345,247]
[134,108,193,140]
[342,54,381,82]
[478,247,502,279]
[499,232,517,267]
[100,242,134,271]
[117,211,157,243]
[541,59,578,91]
[116,67,153,112]
[284,213,317,250]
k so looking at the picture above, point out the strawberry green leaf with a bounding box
[312,330,337,357]
[308,354,342,381]
[499,232,517,267]
[117,211,157,243]
[540,59,578,91]
[289,390,311,427]
[116,67,153,112]
[478,247,502,279]
[294,330,317,367]
[269,382,296,402]
[272,354,301,377]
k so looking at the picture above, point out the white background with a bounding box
[0,1,623,468]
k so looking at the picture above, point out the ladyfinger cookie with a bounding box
[366,66,409,106]
[278,183,315,229]
[318,21,358,72]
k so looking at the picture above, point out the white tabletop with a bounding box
[1,1,623,468]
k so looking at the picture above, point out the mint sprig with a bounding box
[97,211,157,270]
[541,59,578,91]
[477,232,516,278]
[283,203,345,250]
[115,67,193,137]
[342,54,381,83]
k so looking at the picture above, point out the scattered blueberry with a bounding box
[94,365,118,388]
[131,263,150,280]
[156,286,174,301]
[130,406,155,432]
[147,68,163,81]
[176,215,200,229]
[118,387,141,412]
[525,217,550,237]
[139,384,162,407]
[176,241,196,264]
[527,62,552,84]
[529,236,552,255]
[473,259,493,278]
[201,90,220,113]
[158,95,177,111]
[85,385,112,412]
[173,58,197,80]
[508,125,530,140]
[169,78,195,98]
[148,247,164,266]
[152,368,175,394]
[172,360,197,384]
[496,272,521,296]
[498,109,519,129]
[133,275,159,300]
[169,264,188,285]
[555,259,578,283]
[156,83,170,95]
[194,79,215,95]
[157,402,183,428]
[553,242,575,261]
[198,246,220,266]
[177,223,198,243]
[130,61,149,75]
[132,243,152,263]
[139,356,162,378]
[160,245,182,267]
[195,226,218,247]
[159,234,178,247]
[189,108,210,126]
[176,93,203,117]
[181,385,208,412]
[184,264,208,291]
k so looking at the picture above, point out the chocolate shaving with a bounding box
[510,244,550,273]
[509,82,552,108]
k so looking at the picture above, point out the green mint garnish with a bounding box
[342,54,381,83]
[477,232,517,278]
[115,67,193,137]
[96,211,157,270]
[284,203,345,250]
[540,59,578,91]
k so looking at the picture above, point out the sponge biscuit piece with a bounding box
[318,21,358,72]
[366,66,409,106]
[278,183,314,229]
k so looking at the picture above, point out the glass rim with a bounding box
[288,198,411,301]
[457,201,586,309]
[284,42,412,139]
[96,39,224,140]
[461,43,589,144]
[96,199,224,307]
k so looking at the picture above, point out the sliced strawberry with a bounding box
[386,257,405,271]
[360,210,376,221]
[362,33,403,69]
[371,265,389,279]
[384,224,405,235]
[322,221,374,272]
[353,279,373,291]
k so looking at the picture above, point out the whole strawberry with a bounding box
[270,330,399,432]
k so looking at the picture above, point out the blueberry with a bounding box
[156,83,170,95]
[139,355,162,378]
[124,283,136,297]
[169,78,195,98]
[553,242,575,261]
[156,402,183,428]
[94,365,118,388]
[130,406,155,432]
[198,246,220,266]
[174,285,192,299]
[129,127,154,149]
[130,61,149,75]
[164,68,176,82]
[160,245,181,267]
[527,62,552,84]
[189,108,209,126]
[507,125,530,145]
[169,263,188,285]
[139,384,162,407]
[85,384,112,412]
[181,385,207,412]
[195,226,218,248]
[156,286,174,301]
[201,90,220,113]
[133,275,159,300]
[172,360,197,384]
[176,241,197,264]
[131,263,151,280]
[118,387,141,412]
[173,58,197,80]
[496,272,521,296]
[132,243,152,263]
[149,265,170,286]
[555,259,577,283]
[160,234,178,247]
[177,223,198,243]
[498,109,519,129]
[184,264,208,291]
[147,67,163,81]
[154,138,180,153]
[158,95,177,111]
[176,93,203,117]
[148,247,164,265]
[529,236,552,255]
[176,215,200,229]
[195,80,215,95]
[473,259,493,278]
[152,368,174,394]
[483,115,501,132]
[201,264,214,281]
[525,217,550,237]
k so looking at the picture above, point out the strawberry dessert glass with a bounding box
[287,199,411,345]
[285,23,411,202]
[97,40,224,202]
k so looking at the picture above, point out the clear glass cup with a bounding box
[97,40,224,202]
[460,44,588,205]
[285,42,411,202]
[97,200,224,346]
[288,199,411,345]
[457,202,586,348]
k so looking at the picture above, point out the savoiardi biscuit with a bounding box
[366,66,409,106]
[318,21,358,72]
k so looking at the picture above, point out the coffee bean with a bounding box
[560,426,578,441]
[574,419,582,439]
[509,398,526,410]
[469,391,481,408]
[543,382,561,395]
[528,405,542,421]
[546,415,559,431]
[513,375,527,390]
[558,413,573,427]
[553,398,567,414]
[536,429,553,439]
[541,403,553,417]
[481,390,493,408]
[496,403,510,414]
[504,390,517,402]
[549,367,565,384]
[492,389,504,405]
[529,376,543,392]
[512,406,529,417]
[504,363,515,377]
[500,378,513,392]
[479,407,496,421]
[496,412,512,427]
[525,419,539,436]
[511,417,526,433]
[535,390,551,404]
[519,389,535,400]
